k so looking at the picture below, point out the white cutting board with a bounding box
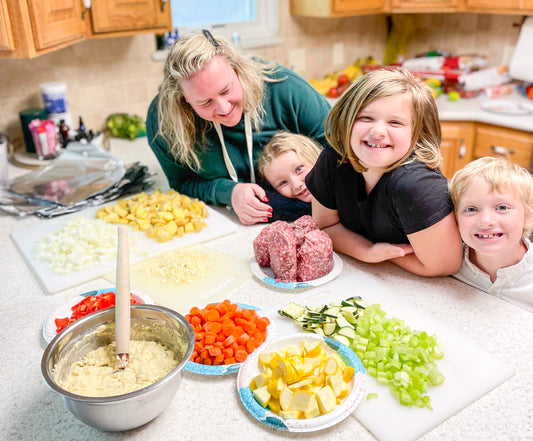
[102,244,252,314]
[267,272,514,441]
[10,205,237,294]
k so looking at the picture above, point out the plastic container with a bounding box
[19,108,48,153]
[40,81,69,114]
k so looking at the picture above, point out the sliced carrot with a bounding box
[245,339,256,354]
[235,349,248,362]
[186,300,269,366]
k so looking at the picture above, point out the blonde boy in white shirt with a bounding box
[449,156,533,313]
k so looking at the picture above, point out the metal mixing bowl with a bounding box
[41,304,194,431]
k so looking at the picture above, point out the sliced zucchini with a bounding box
[278,302,306,320]
[337,326,356,340]
[332,334,351,347]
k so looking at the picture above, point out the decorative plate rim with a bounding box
[250,252,343,290]
[236,332,366,432]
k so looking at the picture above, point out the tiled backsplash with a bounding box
[0,1,523,150]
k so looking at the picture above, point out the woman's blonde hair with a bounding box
[326,67,442,173]
[258,132,322,179]
[449,156,533,239]
[156,31,279,170]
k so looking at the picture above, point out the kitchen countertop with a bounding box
[1,138,532,441]
[436,91,533,132]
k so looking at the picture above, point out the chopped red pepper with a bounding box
[54,292,142,333]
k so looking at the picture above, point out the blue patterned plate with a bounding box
[250,252,343,290]
[185,303,275,376]
[237,333,365,432]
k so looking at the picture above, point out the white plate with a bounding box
[184,303,276,376]
[42,287,153,343]
[250,252,343,290]
[237,333,366,432]
[481,99,532,116]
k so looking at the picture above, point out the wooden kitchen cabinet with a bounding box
[291,0,533,15]
[391,0,459,13]
[464,0,533,14]
[440,121,533,179]
[440,121,475,179]
[0,0,171,59]
[290,0,389,17]
[472,123,533,170]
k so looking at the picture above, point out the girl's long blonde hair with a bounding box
[156,31,279,170]
[326,67,442,173]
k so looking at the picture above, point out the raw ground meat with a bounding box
[291,215,319,247]
[297,229,334,282]
[253,221,281,267]
[268,222,298,283]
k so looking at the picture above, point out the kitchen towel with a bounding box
[509,16,533,82]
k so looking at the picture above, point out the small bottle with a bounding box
[76,116,87,141]
[58,119,70,148]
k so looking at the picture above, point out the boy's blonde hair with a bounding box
[326,67,442,173]
[157,30,279,170]
[449,156,533,239]
[258,132,322,179]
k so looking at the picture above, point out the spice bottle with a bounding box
[58,119,70,148]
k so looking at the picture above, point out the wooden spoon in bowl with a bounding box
[115,225,130,370]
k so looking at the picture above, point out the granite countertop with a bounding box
[1,138,532,441]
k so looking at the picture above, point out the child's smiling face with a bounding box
[456,178,533,263]
[350,93,413,179]
[263,150,313,202]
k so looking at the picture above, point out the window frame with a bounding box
[174,0,281,49]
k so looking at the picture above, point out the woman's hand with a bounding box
[231,183,272,225]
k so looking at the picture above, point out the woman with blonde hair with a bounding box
[146,30,330,225]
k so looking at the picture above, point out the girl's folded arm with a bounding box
[391,212,463,276]
[312,198,411,263]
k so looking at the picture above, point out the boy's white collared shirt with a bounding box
[453,238,533,313]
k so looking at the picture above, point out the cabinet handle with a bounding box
[458,138,466,159]
[82,0,91,20]
[160,0,167,12]
[491,145,515,156]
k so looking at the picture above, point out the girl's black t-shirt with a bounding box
[305,146,453,244]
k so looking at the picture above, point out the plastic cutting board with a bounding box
[267,272,515,441]
[103,244,252,314]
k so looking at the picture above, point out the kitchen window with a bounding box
[169,0,280,49]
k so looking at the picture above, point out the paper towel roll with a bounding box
[509,16,533,82]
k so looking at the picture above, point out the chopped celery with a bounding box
[277,299,445,409]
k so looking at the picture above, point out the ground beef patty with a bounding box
[253,216,334,283]
[291,215,319,247]
[268,221,297,283]
[297,229,334,281]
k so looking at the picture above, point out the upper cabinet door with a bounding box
[465,0,522,9]
[0,0,15,51]
[391,0,458,11]
[333,0,388,13]
[90,0,170,34]
[27,0,86,50]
